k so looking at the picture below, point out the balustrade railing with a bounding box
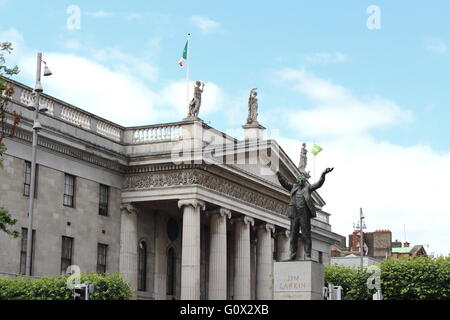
[60,106,91,129]
[132,125,182,143]
[19,88,54,116]
[96,120,121,142]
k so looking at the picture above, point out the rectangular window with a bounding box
[23,161,38,198]
[19,228,35,275]
[63,174,75,207]
[97,243,108,274]
[98,184,109,216]
[61,236,73,274]
[318,251,323,264]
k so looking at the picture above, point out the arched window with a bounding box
[166,247,176,296]
[138,241,147,291]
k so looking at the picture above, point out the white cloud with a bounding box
[19,53,159,125]
[274,69,450,256]
[305,52,347,64]
[90,47,159,83]
[4,28,226,127]
[278,135,450,256]
[0,28,25,60]
[424,38,448,55]
[278,68,412,137]
[190,15,221,35]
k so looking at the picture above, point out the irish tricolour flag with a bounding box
[178,40,188,66]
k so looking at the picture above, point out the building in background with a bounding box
[391,241,427,259]
[331,227,428,266]
[347,229,391,259]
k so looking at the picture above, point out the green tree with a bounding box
[325,256,450,300]
[0,41,20,238]
[0,273,132,300]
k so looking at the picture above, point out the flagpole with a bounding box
[186,33,191,108]
[313,141,316,181]
[313,155,315,182]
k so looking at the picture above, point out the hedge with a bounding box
[0,273,132,300]
[325,256,450,300]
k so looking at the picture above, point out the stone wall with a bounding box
[0,154,121,276]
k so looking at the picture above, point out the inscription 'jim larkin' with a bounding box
[278,275,310,290]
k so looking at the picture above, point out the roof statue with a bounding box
[246,88,259,125]
[299,142,307,171]
[185,80,204,120]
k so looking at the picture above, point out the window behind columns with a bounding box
[61,236,74,274]
[138,241,147,291]
[166,247,176,296]
[97,243,108,274]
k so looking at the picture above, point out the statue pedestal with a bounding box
[242,123,266,140]
[273,261,324,300]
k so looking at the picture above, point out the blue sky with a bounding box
[1,0,449,255]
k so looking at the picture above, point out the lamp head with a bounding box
[34,80,43,93]
[43,64,52,77]
[33,120,42,131]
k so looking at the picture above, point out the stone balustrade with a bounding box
[132,125,182,143]
[60,106,91,130]
[19,88,54,116]
[5,80,196,146]
[97,120,121,142]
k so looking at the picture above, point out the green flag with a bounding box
[311,144,323,156]
[178,40,188,66]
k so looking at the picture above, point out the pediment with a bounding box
[204,139,326,207]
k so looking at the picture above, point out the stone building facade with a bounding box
[0,77,342,300]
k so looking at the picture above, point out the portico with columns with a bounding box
[118,119,342,300]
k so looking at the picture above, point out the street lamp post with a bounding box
[359,208,365,268]
[25,52,51,277]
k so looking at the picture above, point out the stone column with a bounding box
[233,216,254,300]
[276,230,290,261]
[256,223,275,300]
[119,203,139,298]
[208,208,231,300]
[178,199,205,300]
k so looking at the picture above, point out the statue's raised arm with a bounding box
[310,167,334,191]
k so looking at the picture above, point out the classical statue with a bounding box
[299,143,307,171]
[276,167,334,260]
[187,80,204,119]
[246,88,258,125]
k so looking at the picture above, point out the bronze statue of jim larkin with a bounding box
[276,167,334,261]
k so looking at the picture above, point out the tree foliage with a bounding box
[325,256,450,300]
[0,41,21,238]
[0,273,132,300]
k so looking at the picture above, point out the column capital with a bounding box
[120,203,138,215]
[231,216,254,227]
[275,229,290,238]
[178,199,206,211]
[255,223,275,233]
[207,208,231,219]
